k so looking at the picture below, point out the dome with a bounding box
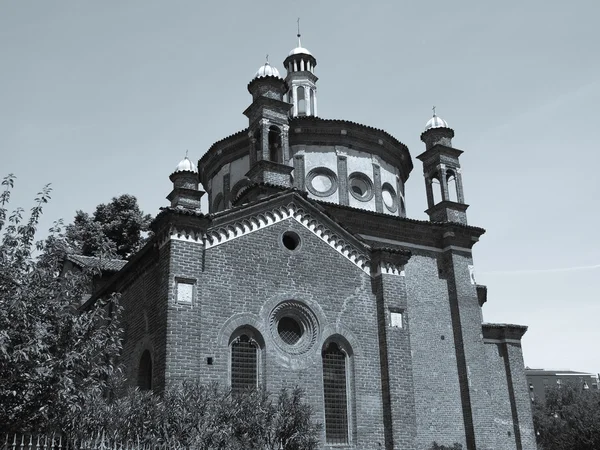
[174,156,197,174]
[254,62,281,79]
[288,46,312,56]
[425,115,449,131]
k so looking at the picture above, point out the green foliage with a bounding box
[429,443,463,450]
[65,194,152,259]
[533,384,600,450]
[67,381,321,450]
[0,174,124,433]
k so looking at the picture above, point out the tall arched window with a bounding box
[138,350,152,391]
[297,86,306,116]
[268,126,282,163]
[231,334,259,394]
[322,341,349,444]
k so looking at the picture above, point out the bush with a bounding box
[66,381,321,450]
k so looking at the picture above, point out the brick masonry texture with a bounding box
[86,44,540,448]
[105,197,535,450]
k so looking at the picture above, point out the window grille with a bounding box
[278,317,302,345]
[322,342,349,444]
[231,334,258,393]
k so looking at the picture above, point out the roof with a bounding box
[525,369,597,377]
[66,254,128,273]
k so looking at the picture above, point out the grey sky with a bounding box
[2,1,598,374]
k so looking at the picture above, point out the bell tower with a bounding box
[283,23,318,117]
[417,109,468,224]
[243,60,293,188]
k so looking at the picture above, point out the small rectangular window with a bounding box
[390,311,403,328]
[176,279,195,304]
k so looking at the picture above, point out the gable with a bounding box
[205,203,371,275]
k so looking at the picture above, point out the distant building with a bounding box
[526,368,599,404]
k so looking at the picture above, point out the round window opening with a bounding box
[306,168,338,197]
[278,317,303,345]
[348,173,374,201]
[282,231,301,251]
[269,300,319,355]
[381,183,398,212]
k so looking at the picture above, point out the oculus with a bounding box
[306,167,338,197]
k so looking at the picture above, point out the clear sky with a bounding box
[1,1,598,375]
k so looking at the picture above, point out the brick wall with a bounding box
[165,218,387,448]
[405,251,467,449]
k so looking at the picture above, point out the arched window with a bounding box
[446,170,458,202]
[254,128,262,161]
[212,193,223,213]
[138,350,152,391]
[268,126,282,163]
[431,174,442,205]
[297,86,306,116]
[322,341,349,444]
[231,334,259,394]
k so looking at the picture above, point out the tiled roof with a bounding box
[66,254,128,273]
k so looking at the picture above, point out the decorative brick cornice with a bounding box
[205,203,373,274]
[370,247,412,277]
[482,323,528,344]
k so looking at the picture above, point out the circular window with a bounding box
[348,172,374,202]
[281,231,301,251]
[270,301,318,354]
[381,183,398,212]
[306,168,338,197]
[278,317,303,344]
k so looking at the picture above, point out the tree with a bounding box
[533,383,600,450]
[0,174,123,433]
[66,194,152,259]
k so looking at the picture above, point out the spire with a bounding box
[297,17,302,48]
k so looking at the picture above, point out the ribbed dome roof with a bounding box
[288,46,312,56]
[174,156,197,174]
[425,115,449,131]
[254,62,281,79]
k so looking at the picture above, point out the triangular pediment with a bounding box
[205,193,372,274]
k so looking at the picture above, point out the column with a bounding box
[292,85,298,117]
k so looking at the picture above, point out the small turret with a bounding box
[243,58,293,188]
[417,109,468,224]
[167,155,205,210]
[283,22,318,117]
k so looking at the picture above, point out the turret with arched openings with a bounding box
[283,33,318,117]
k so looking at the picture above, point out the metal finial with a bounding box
[432,106,436,117]
[266,54,269,63]
[185,149,189,158]
[297,17,301,47]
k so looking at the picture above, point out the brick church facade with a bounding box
[90,37,536,449]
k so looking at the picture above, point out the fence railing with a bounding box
[1,434,170,450]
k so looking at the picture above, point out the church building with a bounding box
[91,35,537,450]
